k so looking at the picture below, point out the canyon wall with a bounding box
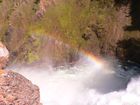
[0,0,139,65]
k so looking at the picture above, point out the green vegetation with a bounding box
[27,52,39,64]
[0,0,139,64]
[32,0,116,49]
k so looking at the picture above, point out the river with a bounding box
[11,56,140,105]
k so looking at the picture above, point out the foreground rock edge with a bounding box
[0,70,42,105]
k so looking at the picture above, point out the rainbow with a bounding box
[81,50,115,74]
[80,50,104,69]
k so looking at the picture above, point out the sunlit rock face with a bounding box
[0,42,9,69]
[0,70,41,105]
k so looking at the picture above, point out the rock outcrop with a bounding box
[36,0,56,19]
[0,42,9,69]
[0,70,41,105]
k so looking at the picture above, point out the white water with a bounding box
[10,60,140,105]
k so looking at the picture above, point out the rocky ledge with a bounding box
[0,70,41,105]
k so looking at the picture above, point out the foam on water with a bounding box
[10,60,140,105]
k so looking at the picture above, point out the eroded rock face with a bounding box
[0,70,41,105]
[36,0,56,19]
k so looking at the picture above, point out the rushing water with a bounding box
[10,58,140,105]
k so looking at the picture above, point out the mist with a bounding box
[8,58,140,105]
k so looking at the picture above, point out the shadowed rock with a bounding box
[117,38,140,64]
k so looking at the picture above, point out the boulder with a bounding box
[0,70,41,105]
